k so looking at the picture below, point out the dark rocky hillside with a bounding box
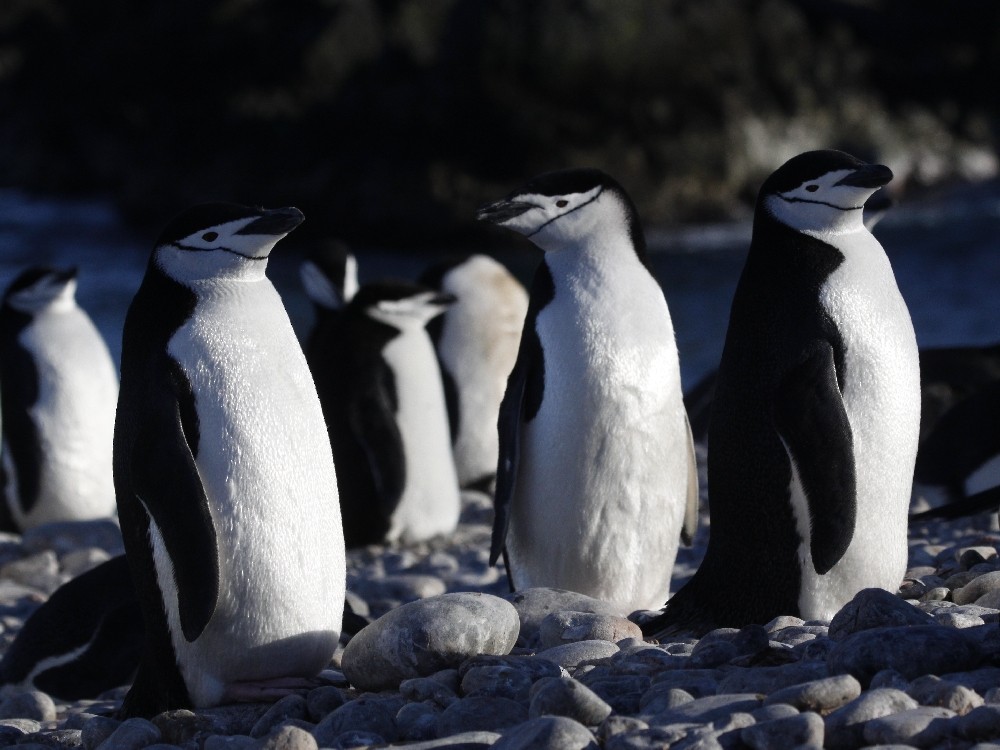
[0,0,997,247]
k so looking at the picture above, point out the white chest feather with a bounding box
[382,327,460,543]
[795,228,920,619]
[509,246,690,613]
[163,278,345,705]
[10,305,118,528]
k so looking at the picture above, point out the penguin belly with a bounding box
[508,267,688,614]
[12,306,117,529]
[163,281,344,707]
[382,330,461,544]
[794,230,920,620]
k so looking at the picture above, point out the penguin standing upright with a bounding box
[643,150,920,638]
[420,255,528,491]
[477,168,698,615]
[0,267,118,531]
[320,281,461,548]
[114,203,345,717]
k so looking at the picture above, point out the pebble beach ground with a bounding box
[1,459,1000,749]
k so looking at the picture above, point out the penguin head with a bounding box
[476,168,645,258]
[153,203,304,283]
[352,281,455,330]
[300,241,359,310]
[2,266,78,314]
[759,150,893,234]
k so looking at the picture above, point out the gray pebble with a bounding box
[764,674,862,713]
[538,611,641,648]
[751,703,800,722]
[389,730,502,749]
[395,701,440,742]
[198,704,272,736]
[604,725,692,750]
[304,686,345,722]
[402,676,459,707]
[0,689,56,721]
[461,664,532,702]
[202,735,256,750]
[506,588,624,648]
[0,717,42,734]
[954,571,1000,605]
[647,693,762,726]
[59,547,112,578]
[823,688,918,750]
[827,625,983,684]
[323,728,386,748]
[311,695,402,746]
[578,674,651,714]
[436,695,528,736]
[536,639,619,669]
[341,592,519,691]
[21,519,124,557]
[921,586,950,602]
[150,709,222,745]
[862,705,955,746]
[648,669,722,698]
[907,674,984,715]
[597,715,649,743]
[493,715,598,750]
[936,611,986,628]
[955,705,1000,742]
[250,694,308,738]
[258,725,318,750]
[741,711,824,750]
[0,550,64,595]
[529,676,613,725]
[828,588,933,641]
[96,717,161,750]
[717,660,828,694]
[458,654,563,684]
[81,715,120,750]
[638,686,694,716]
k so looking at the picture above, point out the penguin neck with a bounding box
[541,229,644,286]
[154,247,271,287]
[762,195,869,238]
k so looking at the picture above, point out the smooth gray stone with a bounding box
[202,736,256,750]
[60,546,112,578]
[648,693,762,726]
[823,688,919,750]
[0,550,64,594]
[751,703,800,722]
[862,706,956,746]
[578,674,651,714]
[151,709,223,745]
[81,716,120,750]
[828,588,933,641]
[355,573,447,603]
[32,728,85,749]
[906,675,984,714]
[323,729,386,748]
[639,686,695,716]
[528,676,613,725]
[956,705,1000,742]
[717,660,828,694]
[250,695,308,738]
[538,611,642,648]
[402,676,460,707]
[258,725,319,750]
[506,588,624,647]
[764,674,862,713]
[461,664,533,702]
[95,718,161,750]
[395,701,440,742]
[648,669,722,698]
[198,703,272,736]
[741,712,824,750]
[305,686,346,722]
[341,592,519,691]
[939,667,1000,694]
[493,715,598,750]
[604,726,693,750]
[935,611,986,628]
[387,730,502,749]
[954,571,1000,605]
[458,654,563,684]
[597,715,649,744]
[0,689,57,722]
[536,639,619,669]
[435,696,529,736]
[311,695,402,745]
[827,625,982,684]
[870,669,911,691]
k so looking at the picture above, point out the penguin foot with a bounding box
[221,677,318,703]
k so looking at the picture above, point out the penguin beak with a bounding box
[476,199,535,225]
[835,164,893,189]
[237,207,305,236]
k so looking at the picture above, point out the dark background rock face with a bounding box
[0,0,997,247]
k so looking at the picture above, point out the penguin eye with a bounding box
[805,185,819,193]
[555,200,569,208]
[202,232,219,242]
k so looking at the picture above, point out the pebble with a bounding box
[341,592,519,691]
[528,676,613,725]
[827,624,983,683]
[506,588,624,647]
[763,673,862,713]
[741,711,824,750]
[538,611,642,648]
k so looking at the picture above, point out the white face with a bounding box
[765,169,877,234]
[5,275,77,314]
[492,185,610,251]
[366,292,450,329]
[155,216,287,283]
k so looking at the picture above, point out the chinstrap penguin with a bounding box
[114,203,345,717]
[420,255,528,492]
[0,266,118,532]
[643,150,920,638]
[318,280,461,548]
[477,167,699,615]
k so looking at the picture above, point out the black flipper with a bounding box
[350,358,406,521]
[773,340,856,575]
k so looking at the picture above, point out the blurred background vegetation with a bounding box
[1,0,997,248]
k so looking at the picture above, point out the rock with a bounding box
[955,705,1000,742]
[395,701,440,742]
[597,715,649,744]
[305,686,346,722]
[21,520,124,557]
[827,625,983,684]
[458,654,564,685]
[823,688,918,750]
[250,695,308,738]
[402,676,459,707]
[538,611,642,648]
[151,709,222,745]
[203,736,256,750]
[646,693,762,725]
[528,676,613,725]
[862,706,956,746]
[461,664,533,702]
[391,731,502,749]
[96,718,161,750]
[493,715,599,750]
[764,674,862,713]
[536,639,619,669]
[81,716,120,749]
[717,660,828,694]
[259,725,319,750]
[436,696,529,736]
[578,674,651,714]
[648,669,722,698]
[0,551,64,594]
[59,547,112,578]
[954,571,1000,605]
[506,588,624,647]
[0,689,57,722]
[828,588,933,640]
[741,711,824,750]
[311,695,402,746]
[906,675,984,715]
[638,686,694,716]
[341,592,519,691]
